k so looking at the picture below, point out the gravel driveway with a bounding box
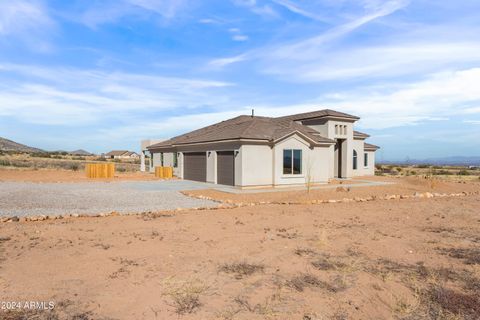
[0,180,219,217]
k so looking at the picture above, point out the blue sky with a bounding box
[0,0,479,160]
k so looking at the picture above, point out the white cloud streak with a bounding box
[209,0,409,68]
[0,0,54,50]
[0,64,233,126]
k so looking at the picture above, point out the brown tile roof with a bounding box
[148,109,360,150]
[354,130,370,138]
[277,109,359,121]
[364,143,380,150]
[105,150,129,156]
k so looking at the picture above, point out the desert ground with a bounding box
[1,169,480,320]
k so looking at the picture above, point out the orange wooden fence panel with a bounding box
[155,166,173,178]
[86,163,115,178]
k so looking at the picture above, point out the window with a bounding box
[283,149,302,174]
[173,152,178,168]
[364,153,368,167]
[335,125,338,134]
[160,153,164,166]
[353,150,358,170]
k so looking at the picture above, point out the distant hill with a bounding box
[70,149,94,156]
[0,137,45,153]
[381,156,480,166]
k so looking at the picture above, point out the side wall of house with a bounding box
[272,135,331,186]
[352,139,365,177]
[352,140,376,176]
[240,145,273,187]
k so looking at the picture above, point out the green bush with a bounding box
[117,167,127,173]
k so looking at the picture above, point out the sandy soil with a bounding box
[0,168,158,183]
[1,184,479,319]
[185,176,480,204]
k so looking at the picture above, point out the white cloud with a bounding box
[208,54,249,68]
[0,64,233,126]
[464,120,480,125]
[78,0,188,27]
[232,35,249,41]
[320,68,480,129]
[265,41,480,81]
[232,0,278,18]
[0,0,54,50]
[209,0,409,68]
[271,0,331,23]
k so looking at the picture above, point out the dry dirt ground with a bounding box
[185,175,480,204]
[0,177,480,320]
[0,168,158,183]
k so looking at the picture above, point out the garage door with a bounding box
[183,152,207,182]
[217,151,235,186]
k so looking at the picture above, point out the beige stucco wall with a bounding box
[272,135,331,186]
[240,145,273,187]
[303,119,354,178]
[351,140,376,176]
[206,151,216,183]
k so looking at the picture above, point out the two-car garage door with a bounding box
[183,152,207,182]
[183,151,235,186]
[217,151,235,186]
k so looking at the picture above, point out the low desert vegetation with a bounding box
[219,261,265,279]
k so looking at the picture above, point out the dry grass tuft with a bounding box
[294,247,317,257]
[161,278,208,315]
[286,273,351,293]
[311,256,347,271]
[219,261,264,279]
[438,247,480,265]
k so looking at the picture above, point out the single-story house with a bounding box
[147,109,379,187]
[104,150,140,160]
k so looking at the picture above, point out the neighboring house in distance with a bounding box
[104,150,140,160]
[147,109,379,187]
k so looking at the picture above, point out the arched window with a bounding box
[353,150,358,170]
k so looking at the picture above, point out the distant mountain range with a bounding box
[0,137,45,153]
[0,137,94,155]
[70,149,94,156]
[381,156,480,166]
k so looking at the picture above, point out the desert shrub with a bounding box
[95,157,106,161]
[417,164,431,168]
[0,159,11,166]
[117,167,127,173]
[69,163,79,171]
[458,170,470,176]
[396,167,403,172]
[219,262,264,279]
[30,152,49,158]
[410,170,417,175]
[433,170,450,175]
